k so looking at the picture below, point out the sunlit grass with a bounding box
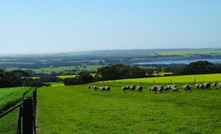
[57,73,96,79]
[57,75,77,79]
[112,73,221,84]
[37,78,221,133]
[0,87,31,112]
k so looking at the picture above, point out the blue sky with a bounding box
[0,0,221,54]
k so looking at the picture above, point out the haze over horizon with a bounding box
[1,0,221,55]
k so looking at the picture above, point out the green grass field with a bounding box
[94,73,221,86]
[0,108,18,134]
[0,87,32,113]
[37,74,221,134]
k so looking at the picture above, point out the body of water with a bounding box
[134,59,221,65]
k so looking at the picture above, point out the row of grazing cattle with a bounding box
[148,82,221,93]
[195,82,210,89]
[88,82,221,93]
[195,82,221,89]
[121,85,143,92]
[149,85,179,93]
[88,85,111,91]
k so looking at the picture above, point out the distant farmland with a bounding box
[1,48,221,74]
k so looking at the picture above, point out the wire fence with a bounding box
[0,88,37,134]
[0,104,21,134]
[92,78,209,86]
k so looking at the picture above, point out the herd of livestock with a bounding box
[88,82,221,93]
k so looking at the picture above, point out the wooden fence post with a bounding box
[22,98,33,134]
[33,88,37,134]
[33,89,37,118]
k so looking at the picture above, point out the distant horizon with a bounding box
[0,47,221,57]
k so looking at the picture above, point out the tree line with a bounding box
[63,61,221,85]
[0,69,52,88]
[0,69,32,88]
[173,60,221,75]
[63,64,146,85]
[1,60,221,88]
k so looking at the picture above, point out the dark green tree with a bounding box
[77,72,94,84]
[174,60,216,75]
[95,64,146,81]
[146,68,154,76]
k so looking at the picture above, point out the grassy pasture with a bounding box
[111,73,221,84]
[53,73,221,85]
[47,82,65,87]
[0,108,18,134]
[37,74,221,134]
[57,75,77,79]
[0,87,31,113]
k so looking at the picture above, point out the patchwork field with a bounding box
[5,65,103,74]
[155,49,221,56]
[1,49,221,75]
[37,74,221,134]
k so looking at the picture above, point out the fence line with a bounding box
[0,103,21,118]
[33,89,37,134]
[93,79,207,86]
